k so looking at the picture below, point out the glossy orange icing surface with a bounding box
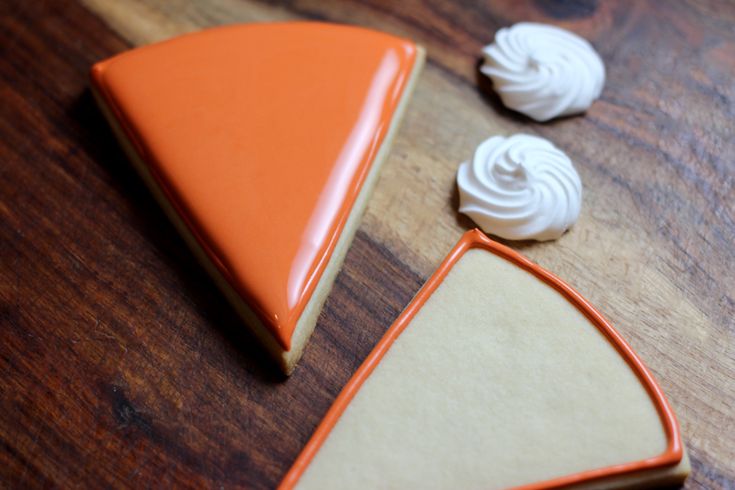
[91,23,418,350]
[279,229,683,489]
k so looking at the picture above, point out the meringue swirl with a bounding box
[457,134,582,241]
[481,23,605,122]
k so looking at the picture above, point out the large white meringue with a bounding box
[457,134,582,241]
[481,23,605,122]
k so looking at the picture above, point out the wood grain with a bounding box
[1,0,733,488]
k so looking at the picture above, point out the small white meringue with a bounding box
[481,23,605,122]
[457,134,582,241]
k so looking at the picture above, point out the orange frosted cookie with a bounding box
[90,22,424,374]
[281,230,689,489]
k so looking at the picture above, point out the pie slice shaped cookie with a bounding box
[281,229,689,489]
[90,22,424,374]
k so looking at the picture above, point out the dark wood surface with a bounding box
[1,0,734,488]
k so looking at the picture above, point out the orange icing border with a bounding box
[279,229,683,489]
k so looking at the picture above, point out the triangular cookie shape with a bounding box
[91,22,424,373]
[281,230,689,489]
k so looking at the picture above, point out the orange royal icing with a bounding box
[279,229,683,489]
[91,23,419,350]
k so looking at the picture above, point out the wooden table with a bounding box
[2,0,733,487]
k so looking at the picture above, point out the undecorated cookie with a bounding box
[281,229,689,489]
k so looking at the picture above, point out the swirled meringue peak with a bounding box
[481,23,605,122]
[457,134,582,241]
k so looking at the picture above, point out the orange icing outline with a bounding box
[279,229,683,489]
[89,23,419,351]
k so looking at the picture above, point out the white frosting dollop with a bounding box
[457,134,582,241]
[480,22,605,122]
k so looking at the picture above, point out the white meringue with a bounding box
[481,23,605,122]
[457,134,582,241]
